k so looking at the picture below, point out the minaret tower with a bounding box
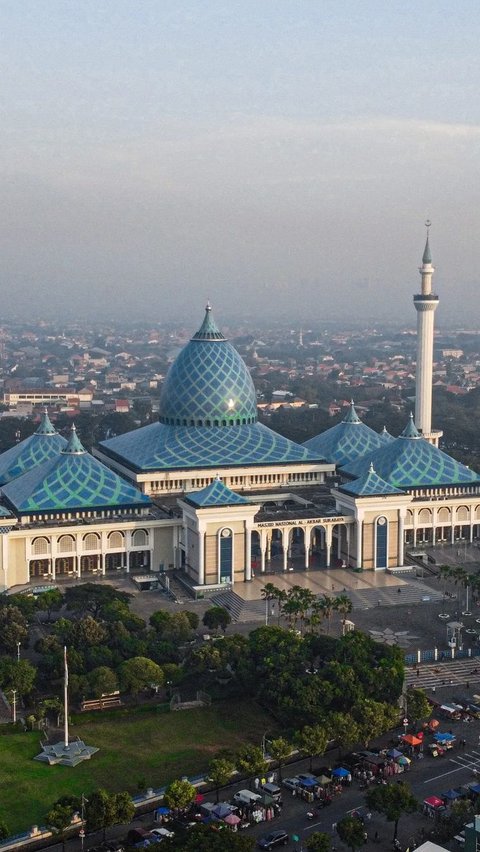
[414,221,442,446]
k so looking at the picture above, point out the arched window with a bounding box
[375,517,388,569]
[438,507,451,523]
[32,537,50,555]
[83,533,100,551]
[219,528,233,583]
[108,531,124,549]
[132,529,148,547]
[57,535,75,553]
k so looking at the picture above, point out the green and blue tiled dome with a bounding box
[302,402,385,466]
[100,306,321,472]
[0,411,67,486]
[341,415,480,490]
[159,304,258,427]
[339,463,404,497]
[184,477,250,508]
[3,426,151,515]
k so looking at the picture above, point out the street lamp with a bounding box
[265,600,275,626]
[10,689,17,724]
[16,642,21,662]
[80,793,88,852]
[261,731,269,759]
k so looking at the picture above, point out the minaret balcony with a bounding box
[414,293,439,302]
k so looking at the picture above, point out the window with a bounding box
[375,517,388,569]
[219,528,233,583]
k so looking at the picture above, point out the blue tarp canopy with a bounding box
[441,788,462,800]
[435,732,456,742]
[469,784,480,794]
[212,804,234,819]
[387,748,403,759]
[299,777,317,787]
[155,806,171,815]
[332,767,349,777]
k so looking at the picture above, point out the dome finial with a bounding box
[343,400,361,424]
[192,304,226,341]
[422,219,432,264]
[205,300,212,312]
[369,461,375,474]
[401,413,421,439]
[62,423,85,455]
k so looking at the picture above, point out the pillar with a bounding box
[260,530,267,573]
[245,527,252,581]
[304,527,311,570]
[451,525,455,545]
[283,531,288,572]
[356,521,363,569]
[325,526,332,569]
[398,513,405,568]
[198,530,205,585]
[346,525,351,567]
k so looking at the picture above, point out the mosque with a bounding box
[1,230,480,594]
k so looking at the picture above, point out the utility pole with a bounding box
[17,642,21,662]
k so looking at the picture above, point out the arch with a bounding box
[418,508,432,524]
[57,534,75,553]
[475,505,480,521]
[406,509,414,524]
[437,507,451,523]
[132,528,148,547]
[108,530,125,549]
[456,505,469,522]
[32,536,50,555]
[83,532,100,551]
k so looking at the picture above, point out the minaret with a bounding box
[413,221,442,446]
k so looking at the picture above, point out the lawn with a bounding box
[0,701,276,834]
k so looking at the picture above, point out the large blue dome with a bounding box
[159,305,258,427]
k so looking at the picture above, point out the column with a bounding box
[325,526,332,569]
[260,531,267,573]
[245,527,252,581]
[451,525,455,545]
[398,512,405,568]
[101,531,108,575]
[304,527,311,570]
[346,525,351,567]
[1,535,8,589]
[125,531,132,572]
[337,526,342,559]
[51,539,57,580]
[355,520,363,569]
[198,529,205,586]
[283,530,288,572]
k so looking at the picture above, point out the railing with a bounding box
[405,647,480,665]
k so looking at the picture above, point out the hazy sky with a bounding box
[2,1,480,324]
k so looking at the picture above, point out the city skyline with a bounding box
[2,1,480,321]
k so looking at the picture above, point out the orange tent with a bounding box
[402,734,422,746]
[428,719,440,729]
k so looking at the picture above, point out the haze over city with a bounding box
[2,0,480,323]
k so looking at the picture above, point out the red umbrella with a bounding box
[195,793,204,803]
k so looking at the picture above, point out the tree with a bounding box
[295,724,329,772]
[202,607,232,634]
[0,657,36,697]
[268,736,292,780]
[335,594,353,635]
[336,816,365,851]
[318,595,336,634]
[208,756,235,802]
[366,780,418,841]
[0,606,28,653]
[0,818,9,841]
[46,804,76,851]
[73,615,107,647]
[352,699,393,748]
[405,687,431,728]
[236,744,268,784]
[160,824,255,850]
[64,583,131,618]
[37,588,63,623]
[328,712,359,757]
[88,666,118,698]
[163,779,196,811]
[184,611,199,630]
[305,832,332,852]
[119,656,164,694]
[111,791,135,826]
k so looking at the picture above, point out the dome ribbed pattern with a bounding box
[159,307,258,427]
[303,403,383,466]
[0,413,67,485]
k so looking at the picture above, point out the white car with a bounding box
[282,777,300,790]
[150,827,175,840]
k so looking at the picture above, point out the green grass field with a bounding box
[0,701,276,834]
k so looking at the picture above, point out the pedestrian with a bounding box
[398,587,402,594]
[332,822,337,833]
[374,830,379,843]
[467,681,470,689]
[417,668,420,677]
[254,777,259,790]
[432,686,436,694]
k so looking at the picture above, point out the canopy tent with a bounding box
[212,803,235,819]
[434,732,456,742]
[397,756,411,766]
[155,807,171,816]
[299,777,317,787]
[224,814,241,826]
[387,748,403,759]
[428,719,440,729]
[317,774,332,785]
[424,796,444,809]
[402,734,422,746]
[469,784,480,795]
[441,789,462,800]
[332,767,349,777]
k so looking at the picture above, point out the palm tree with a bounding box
[335,594,353,635]
[318,594,336,634]
[305,599,324,634]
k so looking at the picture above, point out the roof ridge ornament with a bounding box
[62,423,86,455]
[35,409,57,436]
[400,413,421,439]
[422,219,432,265]
[192,303,226,341]
[343,400,361,424]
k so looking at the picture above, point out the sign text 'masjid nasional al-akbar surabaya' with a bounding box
[256,517,346,528]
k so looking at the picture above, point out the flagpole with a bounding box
[64,645,69,748]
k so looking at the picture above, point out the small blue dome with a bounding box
[159,305,258,427]
[303,402,384,466]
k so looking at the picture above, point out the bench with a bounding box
[80,696,122,712]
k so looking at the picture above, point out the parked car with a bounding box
[126,829,154,848]
[259,782,282,801]
[233,789,262,806]
[257,829,289,849]
[149,828,175,840]
[282,777,300,790]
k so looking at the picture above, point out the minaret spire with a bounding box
[413,221,442,446]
